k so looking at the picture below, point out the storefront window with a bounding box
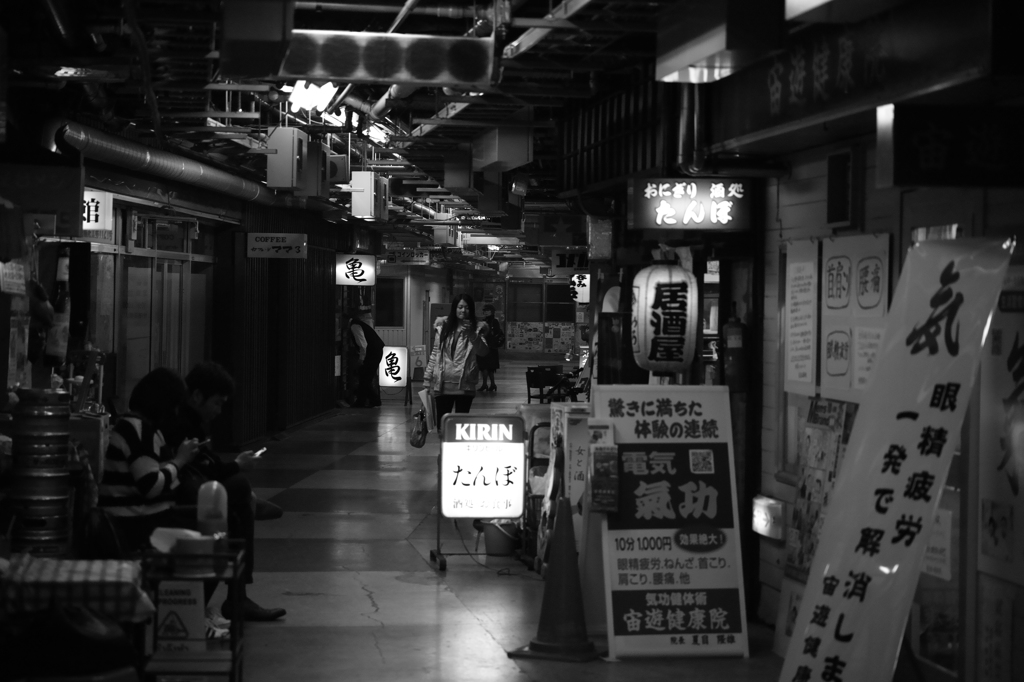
[375,277,404,327]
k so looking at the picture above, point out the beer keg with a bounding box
[10,389,72,557]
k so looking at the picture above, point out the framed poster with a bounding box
[784,240,819,396]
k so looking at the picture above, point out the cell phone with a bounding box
[253,447,267,458]
[195,438,211,448]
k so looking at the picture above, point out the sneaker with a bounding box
[205,607,230,629]
[205,617,230,639]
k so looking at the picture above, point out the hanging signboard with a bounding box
[336,253,377,285]
[628,178,752,231]
[82,189,113,231]
[440,414,525,519]
[593,384,749,659]
[819,234,890,402]
[247,233,308,259]
[378,346,408,388]
[779,238,1012,682]
[569,273,591,303]
[784,239,819,396]
[978,266,1024,588]
[385,249,430,265]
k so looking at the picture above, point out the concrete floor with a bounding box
[230,359,784,682]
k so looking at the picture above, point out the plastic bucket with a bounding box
[483,522,518,556]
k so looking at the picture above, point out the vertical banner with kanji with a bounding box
[785,240,820,396]
[593,385,748,659]
[779,239,1013,682]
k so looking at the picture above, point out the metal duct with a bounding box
[392,195,438,219]
[58,121,278,205]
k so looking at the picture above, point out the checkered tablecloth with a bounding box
[0,553,156,623]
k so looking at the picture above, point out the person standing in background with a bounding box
[477,304,503,392]
[350,306,384,408]
[423,295,489,429]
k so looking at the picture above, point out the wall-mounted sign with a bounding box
[753,495,786,540]
[629,178,752,231]
[569,273,591,303]
[82,189,113,231]
[385,249,430,265]
[247,233,308,259]
[440,414,525,519]
[336,253,377,286]
[631,265,699,373]
[378,346,408,387]
[550,249,590,275]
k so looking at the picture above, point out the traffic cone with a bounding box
[508,496,602,662]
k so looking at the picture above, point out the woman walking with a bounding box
[477,304,503,392]
[423,294,490,429]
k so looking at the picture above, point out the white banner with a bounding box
[784,240,819,395]
[779,239,1013,682]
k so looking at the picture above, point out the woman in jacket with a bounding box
[423,294,490,429]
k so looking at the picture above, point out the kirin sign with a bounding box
[629,178,752,231]
[631,265,699,373]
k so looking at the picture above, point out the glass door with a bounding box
[152,259,184,373]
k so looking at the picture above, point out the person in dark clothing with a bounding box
[350,307,384,407]
[476,304,503,392]
[174,362,286,622]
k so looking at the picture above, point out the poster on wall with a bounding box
[784,399,856,583]
[784,240,819,396]
[819,234,890,402]
[593,384,749,659]
[507,321,544,351]
[545,322,575,354]
[978,266,1024,588]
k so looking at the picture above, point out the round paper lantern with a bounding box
[631,264,699,372]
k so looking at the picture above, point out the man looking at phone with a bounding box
[176,362,286,622]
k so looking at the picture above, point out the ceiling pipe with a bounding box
[57,120,279,205]
[295,1,487,19]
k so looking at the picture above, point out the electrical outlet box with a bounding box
[266,127,308,190]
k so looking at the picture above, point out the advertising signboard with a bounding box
[440,414,525,519]
[593,384,749,659]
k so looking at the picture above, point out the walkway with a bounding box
[232,359,784,682]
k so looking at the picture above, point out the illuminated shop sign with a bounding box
[629,178,752,231]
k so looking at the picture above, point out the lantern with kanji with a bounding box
[631,264,699,372]
[378,346,408,387]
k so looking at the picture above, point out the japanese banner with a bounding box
[629,178,752,232]
[779,239,1013,682]
[378,346,408,388]
[246,233,308,259]
[594,385,749,659]
[978,266,1024,588]
[335,253,376,285]
[440,414,525,519]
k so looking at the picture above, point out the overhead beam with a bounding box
[411,118,555,129]
[502,0,601,60]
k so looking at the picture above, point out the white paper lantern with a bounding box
[631,264,699,372]
[378,346,408,387]
[336,253,376,286]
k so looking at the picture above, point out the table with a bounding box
[0,553,155,623]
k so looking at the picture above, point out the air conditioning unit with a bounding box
[297,143,330,198]
[350,171,382,219]
[328,154,351,185]
[266,127,308,190]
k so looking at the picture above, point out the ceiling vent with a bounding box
[281,30,496,88]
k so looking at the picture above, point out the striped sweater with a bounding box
[98,415,181,517]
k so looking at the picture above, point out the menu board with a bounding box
[593,384,748,659]
[819,234,890,402]
[785,240,819,396]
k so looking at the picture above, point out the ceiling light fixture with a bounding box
[289,80,339,114]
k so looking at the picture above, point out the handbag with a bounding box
[409,408,429,448]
